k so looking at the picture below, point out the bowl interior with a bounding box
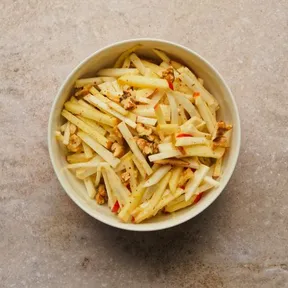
[48,39,240,231]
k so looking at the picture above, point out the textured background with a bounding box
[1,0,288,287]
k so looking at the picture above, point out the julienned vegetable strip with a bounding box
[97,68,139,77]
[114,44,142,68]
[195,95,216,134]
[185,164,210,201]
[64,101,117,127]
[118,75,169,89]
[143,165,172,187]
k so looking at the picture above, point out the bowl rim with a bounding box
[48,38,241,232]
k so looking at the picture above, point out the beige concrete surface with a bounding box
[0,0,288,287]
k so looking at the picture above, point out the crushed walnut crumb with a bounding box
[121,171,130,183]
[108,127,124,145]
[122,89,131,99]
[120,87,137,109]
[134,137,159,156]
[111,142,125,158]
[214,121,232,138]
[121,97,137,110]
[67,134,82,152]
[213,121,232,148]
[96,184,107,205]
[162,67,175,83]
[145,134,160,143]
[136,123,153,136]
[136,124,160,144]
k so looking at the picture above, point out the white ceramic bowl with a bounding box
[48,39,241,231]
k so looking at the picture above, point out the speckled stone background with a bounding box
[1,0,287,287]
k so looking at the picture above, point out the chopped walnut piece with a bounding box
[122,87,136,98]
[111,142,125,158]
[145,134,160,144]
[134,137,159,156]
[96,184,107,205]
[67,134,82,152]
[135,137,148,152]
[121,171,130,183]
[162,67,175,83]
[108,127,124,145]
[121,97,136,110]
[136,123,153,136]
[122,89,131,99]
[96,193,105,205]
[136,124,160,144]
[98,184,107,197]
[212,121,232,148]
[214,121,232,139]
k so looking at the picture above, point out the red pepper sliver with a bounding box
[176,133,193,138]
[180,185,185,189]
[131,216,135,223]
[167,80,174,90]
[193,92,200,98]
[112,201,120,213]
[193,193,203,204]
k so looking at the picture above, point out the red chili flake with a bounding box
[180,185,185,189]
[190,168,196,173]
[193,92,200,98]
[112,201,120,213]
[131,216,135,223]
[193,193,203,204]
[167,80,174,90]
[176,133,193,138]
